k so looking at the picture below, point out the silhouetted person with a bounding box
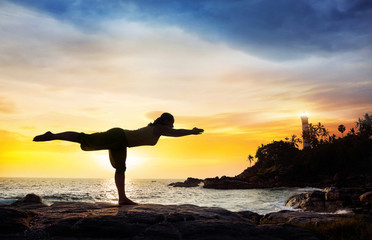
[33,113,204,205]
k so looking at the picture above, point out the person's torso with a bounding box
[124,125,160,147]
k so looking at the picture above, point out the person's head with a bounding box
[151,112,174,128]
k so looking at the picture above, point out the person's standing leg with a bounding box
[109,148,137,205]
[33,131,80,143]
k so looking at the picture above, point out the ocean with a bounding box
[0,178,318,214]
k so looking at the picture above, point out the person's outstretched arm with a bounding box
[155,125,204,137]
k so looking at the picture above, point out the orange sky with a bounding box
[0,2,371,179]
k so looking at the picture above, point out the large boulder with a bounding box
[285,191,328,212]
[11,193,47,209]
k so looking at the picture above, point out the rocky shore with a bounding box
[1,193,371,240]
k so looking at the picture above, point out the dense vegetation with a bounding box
[238,114,372,187]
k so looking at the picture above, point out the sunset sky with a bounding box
[1,0,371,179]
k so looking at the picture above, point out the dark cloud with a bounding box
[7,0,372,60]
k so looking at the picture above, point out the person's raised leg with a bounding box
[110,149,137,205]
[33,131,80,143]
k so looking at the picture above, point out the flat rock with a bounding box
[261,210,352,225]
[0,207,35,234]
[0,195,321,240]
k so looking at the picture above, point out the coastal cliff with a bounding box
[2,194,371,240]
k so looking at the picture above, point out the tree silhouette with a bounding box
[285,135,302,148]
[255,140,299,168]
[338,124,346,137]
[247,155,254,167]
[328,134,337,143]
[356,113,372,137]
[348,128,356,136]
[316,122,329,143]
[302,122,330,148]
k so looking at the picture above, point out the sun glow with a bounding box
[126,154,146,169]
[300,112,309,118]
[92,152,145,173]
[93,153,115,173]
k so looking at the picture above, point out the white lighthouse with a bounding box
[301,113,310,149]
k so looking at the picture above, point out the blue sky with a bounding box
[9,0,372,60]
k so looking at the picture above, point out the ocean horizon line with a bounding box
[0,176,186,180]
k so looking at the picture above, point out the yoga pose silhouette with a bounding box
[33,113,204,205]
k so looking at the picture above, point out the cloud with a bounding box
[1,1,370,132]
[7,0,372,60]
[1,2,281,116]
[0,97,15,114]
[303,84,372,113]
[145,111,300,135]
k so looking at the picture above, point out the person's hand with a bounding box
[192,127,204,134]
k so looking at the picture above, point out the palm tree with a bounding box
[288,134,302,148]
[248,155,254,167]
[338,124,346,137]
[316,122,329,143]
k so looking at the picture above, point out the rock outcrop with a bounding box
[11,193,48,209]
[203,176,254,189]
[168,177,203,187]
[285,187,372,213]
[261,210,351,225]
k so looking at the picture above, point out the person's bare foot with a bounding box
[119,198,138,205]
[33,131,54,141]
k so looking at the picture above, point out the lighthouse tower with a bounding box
[301,114,310,149]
